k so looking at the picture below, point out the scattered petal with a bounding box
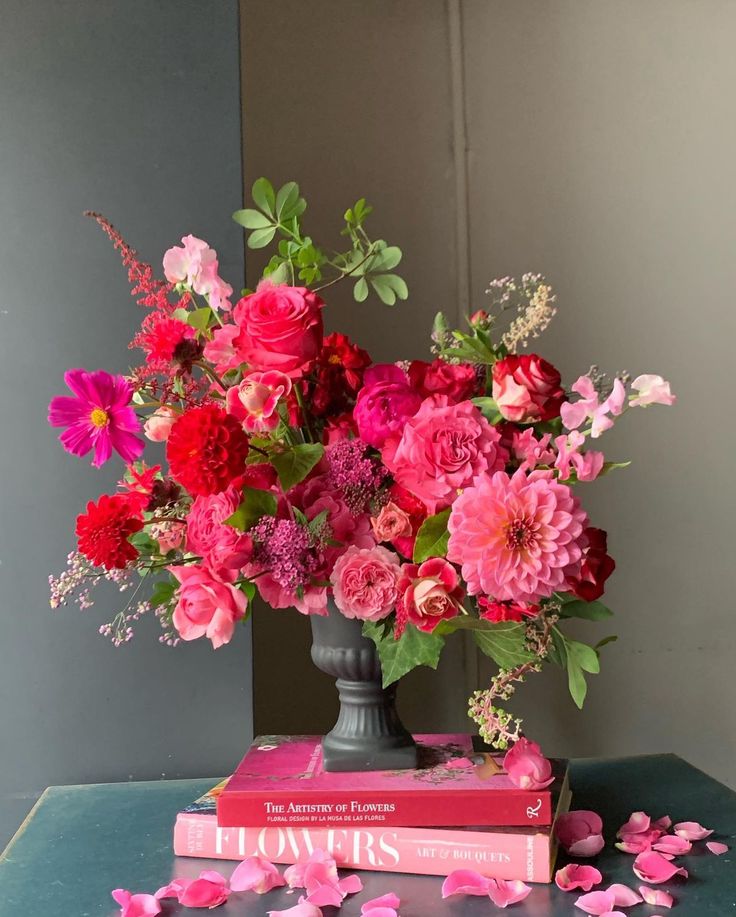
[361,894,401,911]
[674,821,713,841]
[653,816,672,830]
[337,875,363,896]
[230,855,287,893]
[556,811,605,856]
[268,895,323,917]
[653,834,692,855]
[446,756,473,769]
[155,879,188,900]
[617,811,651,837]
[706,841,729,856]
[555,864,603,892]
[111,889,162,917]
[284,850,338,889]
[305,884,344,908]
[633,851,688,884]
[178,870,230,908]
[441,869,492,898]
[569,835,606,857]
[574,889,616,914]
[361,909,398,917]
[616,837,651,855]
[606,883,642,906]
[486,878,532,908]
[639,886,674,908]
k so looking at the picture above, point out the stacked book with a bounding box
[173,734,571,883]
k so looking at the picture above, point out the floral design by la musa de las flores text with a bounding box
[48,178,675,748]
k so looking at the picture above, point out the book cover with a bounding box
[175,777,571,883]
[217,734,567,829]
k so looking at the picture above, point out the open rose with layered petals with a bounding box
[169,564,248,648]
[396,558,464,634]
[408,359,479,403]
[568,527,615,601]
[330,545,401,622]
[354,364,422,448]
[186,486,253,571]
[492,353,565,423]
[226,370,292,432]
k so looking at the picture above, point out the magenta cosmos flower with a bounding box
[48,368,145,467]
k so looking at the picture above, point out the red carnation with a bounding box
[167,404,249,496]
[492,353,565,423]
[408,359,480,403]
[568,527,615,601]
[76,494,144,570]
[312,332,372,416]
[132,311,196,369]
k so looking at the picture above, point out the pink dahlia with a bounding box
[447,469,589,602]
[48,368,145,467]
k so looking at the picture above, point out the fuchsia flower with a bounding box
[330,546,401,622]
[630,374,676,407]
[395,558,464,634]
[503,737,554,790]
[230,855,286,893]
[556,810,606,857]
[111,889,161,917]
[354,364,422,448]
[169,563,248,648]
[226,370,292,432]
[48,369,145,467]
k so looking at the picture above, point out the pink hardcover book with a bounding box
[175,778,571,883]
[217,734,568,829]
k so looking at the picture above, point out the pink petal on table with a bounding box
[441,869,492,897]
[268,895,324,917]
[154,878,189,899]
[305,884,344,908]
[706,841,729,855]
[446,756,473,769]
[574,889,616,914]
[555,864,603,892]
[337,875,363,896]
[599,912,627,917]
[617,811,650,837]
[633,851,688,884]
[654,816,672,831]
[361,894,401,912]
[178,870,230,908]
[674,821,713,841]
[556,811,605,856]
[111,889,162,917]
[639,886,674,908]
[230,855,287,893]
[361,909,398,917]
[615,836,651,855]
[569,834,606,857]
[606,883,642,906]
[653,834,692,855]
[285,850,338,889]
[487,878,532,908]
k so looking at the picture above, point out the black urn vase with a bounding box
[310,602,417,772]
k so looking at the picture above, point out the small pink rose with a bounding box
[639,885,674,908]
[371,501,413,543]
[111,889,161,917]
[186,487,253,571]
[230,855,286,893]
[556,810,605,857]
[503,737,554,791]
[144,406,178,442]
[169,563,248,648]
[632,851,688,884]
[555,864,602,892]
[330,545,401,622]
[396,557,464,634]
[226,370,292,433]
[673,820,713,841]
[629,374,676,407]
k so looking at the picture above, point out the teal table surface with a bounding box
[1,754,734,916]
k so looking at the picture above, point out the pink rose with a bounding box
[330,545,401,622]
[169,563,247,648]
[396,558,464,633]
[382,395,507,513]
[354,364,422,448]
[186,486,253,571]
[503,737,555,790]
[226,370,292,433]
[492,354,565,423]
[408,359,479,403]
[371,501,413,543]
[143,406,178,442]
[232,280,324,378]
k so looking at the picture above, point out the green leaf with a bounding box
[276,182,301,219]
[566,639,601,674]
[129,531,157,554]
[247,226,278,250]
[150,579,176,608]
[413,508,451,562]
[472,623,535,669]
[225,486,278,531]
[238,581,256,602]
[370,276,397,305]
[268,261,291,284]
[363,622,445,688]
[594,634,618,651]
[186,306,213,333]
[369,246,403,272]
[251,177,275,215]
[353,277,369,302]
[471,396,502,423]
[232,208,273,230]
[270,443,324,492]
[559,599,614,621]
[567,658,588,709]
[599,461,632,476]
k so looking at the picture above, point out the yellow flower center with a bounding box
[89,408,109,428]
[328,354,342,365]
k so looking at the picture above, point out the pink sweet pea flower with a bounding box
[632,851,688,884]
[503,737,554,790]
[706,841,729,855]
[48,368,145,467]
[554,432,605,482]
[268,897,323,917]
[673,821,713,841]
[555,864,603,892]
[230,855,286,893]
[163,235,232,310]
[226,370,292,433]
[111,889,161,917]
[555,810,605,857]
[639,886,674,908]
[629,375,676,407]
[561,376,626,439]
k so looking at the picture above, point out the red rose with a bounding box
[568,527,615,601]
[312,332,371,416]
[232,281,324,378]
[492,354,565,423]
[167,404,250,496]
[76,494,143,569]
[408,359,479,403]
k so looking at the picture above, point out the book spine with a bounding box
[173,814,552,883]
[216,791,552,829]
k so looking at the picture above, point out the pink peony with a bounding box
[447,468,589,602]
[330,545,401,622]
[169,563,248,648]
[186,486,253,571]
[226,370,292,432]
[143,406,178,442]
[396,558,464,633]
[503,737,554,790]
[354,364,423,448]
[383,395,507,513]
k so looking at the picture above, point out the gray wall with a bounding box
[0,0,251,845]
[244,0,735,787]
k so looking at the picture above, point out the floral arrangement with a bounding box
[48,178,675,748]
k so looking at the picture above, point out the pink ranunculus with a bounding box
[492,353,565,423]
[354,364,423,449]
[383,395,507,514]
[186,487,253,571]
[555,864,603,892]
[226,370,292,433]
[503,737,554,790]
[448,468,589,603]
[143,406,178,442]
[230,855,286,893]
[111,889,161,917]
[330,545,401,622]
[555,810,606,857]
[629,374,676,407]
[150,520,186,554]
[232,281,324,378]
[169,563,248,648]
[371,501,413,543]
[408,359,479,403]
[396,558,464,633]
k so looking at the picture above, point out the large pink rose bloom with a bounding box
[232,280,324,378]
[186,486,253,571]
[330,545,401,622]
[383,395,507,514]
[448,469,589,602]
[353,364,423,448]
[169,564,247,649]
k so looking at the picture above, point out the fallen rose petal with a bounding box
[361,894,401,911]
[706,841,729,855]
[284,850,338,889]
[230,855,286,893]
[111,889,162,917]
[615,836,652,855]
[555,864,603,892]
[606,883,642,906]
[268,895,323,917]
[441,869,492,897]
[632,851,688,884]
[446,756,473,769]
[556,811,605,856]
[569,834,606,857]
[654,816,672,831]
[305,884,344,908]
[337,874,363,895]
[154,878,188,899]
[617,811,650,837]
[674,821,713,841]
[574,889,616,914]
[599,912,627,917]
[639,885,674,908]
[487,878,532,908]
[652,834,692,855]
[178,870,230,908]
[361,909,398,917]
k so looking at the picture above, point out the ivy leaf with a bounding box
[559,599,614,621]
[225,486,278,531]
[150,579,177,608]
[251,177,276,215]
[270,443,324,492]
[413,508,451,562]
[363,621,444,688]
[472,623,535,669]
[232,208,273,230]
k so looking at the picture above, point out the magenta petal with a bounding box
[632,851,688,884]
[653,834,692,855]
[154,878,189,899]
[337,874,363,896]
[706,841,729,855]
[555,864,603,892]
[606,883,642,906]
[617,811,650,837]
[639,885,674,908]
[574,889,616,915]
[230,855,286,893]
[178,871,230,908]
[441,869,492,898]
[673,821,713,841]
[305,884,344,907]
[361,909,397,917]
[486,878,532,908]
[446,756,474,769]
[569,834,606,857]
[653,816,672,831]
[268,896,323,917]
[361,894,401,911]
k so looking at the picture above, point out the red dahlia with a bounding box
[312,332,371,416]
[166,404,249,496]
[75,494,144,570]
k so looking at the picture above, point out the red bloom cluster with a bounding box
[312,333,371,416]
[76,494,143,569]
[492,354,565,423]
[132,311,196,370]
[408,358,480,403]
[477,598,541,623]
[167,404,250,496]
[568,527,615,601]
